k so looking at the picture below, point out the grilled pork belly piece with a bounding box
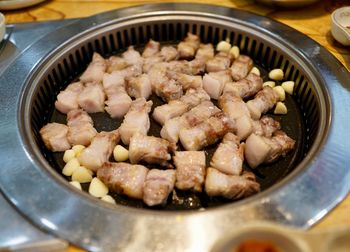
[223,73,263,99]
[103,71,132,118]
[97,162,148,200]
[153,88,210,125]
[40,123,71,152]
[78,130,120,172]
[210,133,244,176]
[106,56,128,73]
[173,151,206,192]
[252,116,281,138]
[246,86,280,120]
[122,46,144,67]
[77,82,105,113]
[179,111,235,151]
[168,72,203,91]
[160,46,178,62]
[245,130,295,168]
[126,74,152,99]
[205,168,260,199]
[119,98,153,145]
[177,33,200,59]
[66,109,97,146]
[161,101,220,143]
[80,53,107,83]
[143,169,176,206]
[55,82,84,114]
[206,52,232,72]
[142,39,160,58]
[129,133,176,167]
[203,70,232,99]
[230,55,253,81]
[195,43,214,62]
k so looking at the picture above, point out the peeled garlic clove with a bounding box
[216,41,231,53]
[63,149,76,163]
[113,145,129,162]
[62,158,80,176]
[250,67,260,76]
[71,166,93,183]
[274,102,288,115]
[269,69,284,81]
[281,81,295,95]
[72,145,85,156]
[69,181,82,190]
[101,195,116,204]
[89,177,109,198]
[273,86,286,101]
[229,46,240,59]
[263,81,276,88]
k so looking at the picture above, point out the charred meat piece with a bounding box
[179,111,235,151]
[244,130,295,168]
[97,162,148,200]
[77,82,105,113]
[126,74,152,99]
[177,33,200,59]
[230,55,253,81]
[168,72,203,91]
[173,151,206,192]
[142,39,160,58]
[203,70,232,99]
[129,133,176,167]
[80,53,107,83]
[206,52,232,72]
[78,130,120,172]
[205,168,260,200]
[210,133,244,176]
[223,73,263,99]
[195,43,214,62]
[40,123,71,152]
[160,46,178,62]
[143,169,176,206]
[55,82,83,114]
[252,116,281,138]
[246,86,280,120]
[66,109,97,146]
[119,98,153,145]
[161,101,220,143]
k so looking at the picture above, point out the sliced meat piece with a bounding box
[205,168,260,199]
[66,109,97,146]
[230,55,253,81]
[78,130,120,172]
[80,53,107,83]
[210,133,244,176]
[244,131,295,168]
[173,151,206,192]
[107,56,128,73]
[160,46,178,62]
[179,88,210,108]
[168,72,203,90]
[122,46,144,66]
[206,53,231,72]
[143,169,176,206]
[55,82,83,114]
[142,56,164,73]
[126,74,152,99]
[142,39,160,58]
[97,162,148,200]
[223,73,263,99]
[252,116,281,138]
[179,111,235,151]
[177,33,200,59]
[129,133,176,167]
[40,123,71,152]
[219,91,250,120]
[195,43,214,62]
[119,98,153,145]
[161,101,220,143]
[203,70,232,99]
[246,86,280,120]
[77,82,105,113]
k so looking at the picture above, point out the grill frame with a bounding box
[0,4,349,252]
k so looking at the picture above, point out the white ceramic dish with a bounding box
[331,6,350,46]
[0,12,5,42]
[0,0,46,10]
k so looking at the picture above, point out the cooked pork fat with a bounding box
[179,111,235,151]
[173,151,206,192]
[106,56,128,73]
[161,101,220,143]
[246,86,280,120]
[230,55,253,81]
[177,33,200,59]
[78,130,120,172]
[97,162,148,200]
[55,82,83,114]
[252,116,281,138]
[195,43,214,62]
[223,73,263,99]
[205,168,260,199]
[142,39,160,58]
[168,72,203,90]
[126,74,152,99]
[245,130,295,168]
[210,133,244,176]
[119,98,153,145]
[40,123,71,152]
[122,46,144,67]
[143,169,176,206]
[219,91,250,120]
[77,82,105,113]
[160,46,178,62]
[80,53,107,83]
[203,70,232,99]
[129,133,176,167]
[66,109,97,146]
[206,52,232,72]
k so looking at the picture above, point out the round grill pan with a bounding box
[0,3,349,252]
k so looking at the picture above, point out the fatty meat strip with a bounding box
[230,55,253,81]
[252,116,281,138]
[126,74,152,99]
[195,43,214,62]
[80,53,107,83]
[210,133,244,176]
[97,162,148,200]
[77,82,105,113]
[160,46,178,62]
[179,111,235,151]
[40,123,71,152]
[119,98,153,145]
[203,70,232,99]
[244,130,295,169]
[223,72,263,99]
[205,168,260,200]
[177,33,200,59]
[78,130,120,172]
[153,88,210,125]
[143,169,176,206]
[142,39,160,58]
[129,132,176,167]
[55,82,83,114]
[160,101,220,143]
[206,52,233,73]
[173,151,206,192]
[66,109,97,146]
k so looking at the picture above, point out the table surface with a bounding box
[2,0,350,251]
